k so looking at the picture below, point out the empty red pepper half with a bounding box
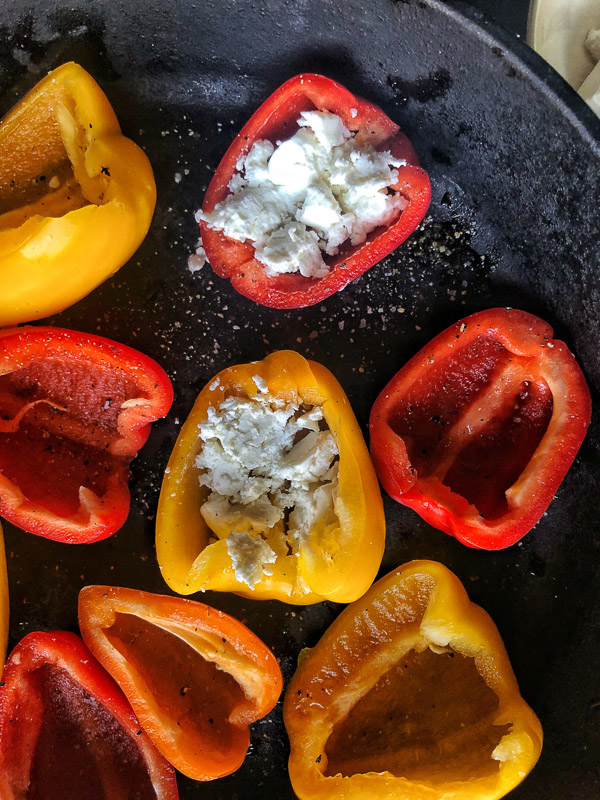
[0,326,173,543]
[369,308,591,549]
[200,73,431,308]
[78,586,283,781]
[0,630,179,800]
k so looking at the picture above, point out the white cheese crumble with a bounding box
[188,237,207,273]
[226,531,277,588]
[196,392,339,587]
[200,110,407,279]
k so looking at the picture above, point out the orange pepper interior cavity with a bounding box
[104,612,249,757]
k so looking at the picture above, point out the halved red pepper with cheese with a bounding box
[200,73,431,308]
[369,308,591,549]
[0,630,179,800]
[78,585,283,781]
[0,326,173,543]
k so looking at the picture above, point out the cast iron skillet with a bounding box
[1,0,599,797]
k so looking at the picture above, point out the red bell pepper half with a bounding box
[78,586,283,781]
[369,308,591,550]
[200,73,431,308]
[0,326,173,543]
[0,630,178,800]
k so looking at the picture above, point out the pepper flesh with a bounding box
[0,630,179,800]
[284,560,543,800]
[200,73,431,308]
[156,350,385,603]
[0,326,173,543]
[0,62,156,327]
[369,308,591,549]
[0,523,7,670]
[78,585,283,781]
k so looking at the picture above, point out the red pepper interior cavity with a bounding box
[0,358,140,516]
[104,613,248,755]
[389,334,553,520]
[20,663,158,800]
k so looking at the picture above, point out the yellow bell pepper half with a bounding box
[0,62,156,326]
[156,351,385,604]
[284,560,543,800]
[0,523,8,670]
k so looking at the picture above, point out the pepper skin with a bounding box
[200,73,431,308]
[0,523,7,670]
[0,62,156,327]
[156,350,385,603]
[78,585,283,781]
[284,560,543,800]
[0,326,173,543]
[369,308,591,549]
[0,630,179,800]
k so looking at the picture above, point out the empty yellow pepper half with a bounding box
[284,560,542,800]
[156,350,385,604]
[0,62,156,326]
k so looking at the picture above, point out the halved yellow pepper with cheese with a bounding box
[0,62,156,326]
[284,560,543,800]
[156,351,385,604]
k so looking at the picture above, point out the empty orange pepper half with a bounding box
[284,560,542,800]
[0,62,156,326]
[78,585,283,781]
[156,350,385,604]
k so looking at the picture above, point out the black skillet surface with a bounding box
[1,0,600,797]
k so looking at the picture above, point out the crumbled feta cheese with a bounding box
[196,392,339,583]
[252,375,269,394]
[200,110,407,279]
[188,237,207,273]
[188,253,206,273]
[226,531,277,588]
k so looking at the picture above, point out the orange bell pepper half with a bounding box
[155,350,385,604]
[284,560,542,800]
[78,585,283,781]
